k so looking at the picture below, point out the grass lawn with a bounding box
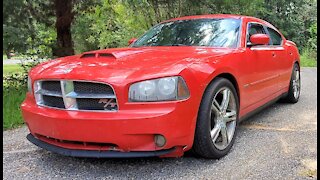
[3,64,23,75]
[3,87,26,130]
[300,48,317,67]
[3,64,27,130]
[300,54,317,67]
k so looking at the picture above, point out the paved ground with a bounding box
[3,59,33,65]
[3,59,46,65]
[3,68,317,180]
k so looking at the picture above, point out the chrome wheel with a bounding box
[210,87,237,150]
[292,68,300,99]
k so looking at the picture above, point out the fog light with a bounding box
[154,134,166,147]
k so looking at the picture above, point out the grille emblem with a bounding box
[98,98,117,108]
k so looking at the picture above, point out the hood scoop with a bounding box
[80,53,116,59]
[81,53,96,58]
[99,53,115,58]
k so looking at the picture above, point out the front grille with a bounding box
[74,81,114,94]
[41,81,61,93]
[77,98,117,110]
[34,80,118,111]
[42,95,65,108]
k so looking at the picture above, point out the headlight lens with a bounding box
[138,80,156,97]
[27,76,32,93]
[129,76,190,102]
[158,77,176,96]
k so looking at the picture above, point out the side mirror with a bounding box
[249,34,270,46]
[128,38,137,46]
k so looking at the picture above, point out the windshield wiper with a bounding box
[161,43,187,46]
[171,44,187,46]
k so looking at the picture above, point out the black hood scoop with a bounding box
[80,53,115,59]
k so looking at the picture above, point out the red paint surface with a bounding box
[21,14,300,157]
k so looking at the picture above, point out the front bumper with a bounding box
[27,134,176,158]
[21,93,198,157]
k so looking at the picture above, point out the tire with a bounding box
[192,77,239,159]
[282,63,300,103]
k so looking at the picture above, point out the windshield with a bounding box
[131,18,241,48]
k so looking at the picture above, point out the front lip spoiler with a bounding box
[26,134,175,158]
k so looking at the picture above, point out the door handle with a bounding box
[272,52,276,58]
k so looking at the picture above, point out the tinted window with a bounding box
[132,18,241,48]
[267,27,282,45]
[247,23,267,45]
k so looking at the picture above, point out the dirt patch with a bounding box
[299,159,317,178]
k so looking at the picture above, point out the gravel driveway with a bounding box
[3,59,34,65]
[3,67,317,180]
[3,59,46,65]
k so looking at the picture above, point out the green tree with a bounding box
[72,0,149,52]
[3,0,31,58]
[3,0,317,58]
[257,0,317,51]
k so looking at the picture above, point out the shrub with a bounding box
[3,58,42,130]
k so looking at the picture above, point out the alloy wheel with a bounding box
[292,68,300,99]
[210,87,237,150]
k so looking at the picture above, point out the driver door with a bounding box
[243,23,280,107]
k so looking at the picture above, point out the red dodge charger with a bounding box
[21,14,301,159]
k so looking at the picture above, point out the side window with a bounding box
[246,23,266,45]
[267,27,283,45]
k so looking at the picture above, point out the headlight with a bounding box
[129,76,190,102]
[138,80,156,97]
[27,76,32,93]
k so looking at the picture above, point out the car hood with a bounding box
[30,46,235,84]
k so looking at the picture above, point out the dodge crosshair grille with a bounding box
[34,80,118,111]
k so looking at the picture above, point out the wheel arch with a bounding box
[210,73,241,105]
[193,71,241,125]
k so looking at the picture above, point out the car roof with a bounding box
[162,14,279,33]
[163,14,252,22]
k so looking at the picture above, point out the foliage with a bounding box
[3,0,30,58]
[25,23,56,59]
[300,49,317,67]
[3,65,23,75]
[72,0,149,53]
[3,64,29,130]
[307,22,317,59]
[3,59,41,130]
[3,0,317,59]
[3,59,42,90]
[3,87,26,130]
[71,0,317,54]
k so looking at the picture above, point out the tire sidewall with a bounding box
[196,78,240,157]
[288,64,300,102]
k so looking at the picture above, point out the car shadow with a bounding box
[238,100,290,126]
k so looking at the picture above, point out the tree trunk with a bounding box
[53,0,74,57]
[5,50,11,59]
